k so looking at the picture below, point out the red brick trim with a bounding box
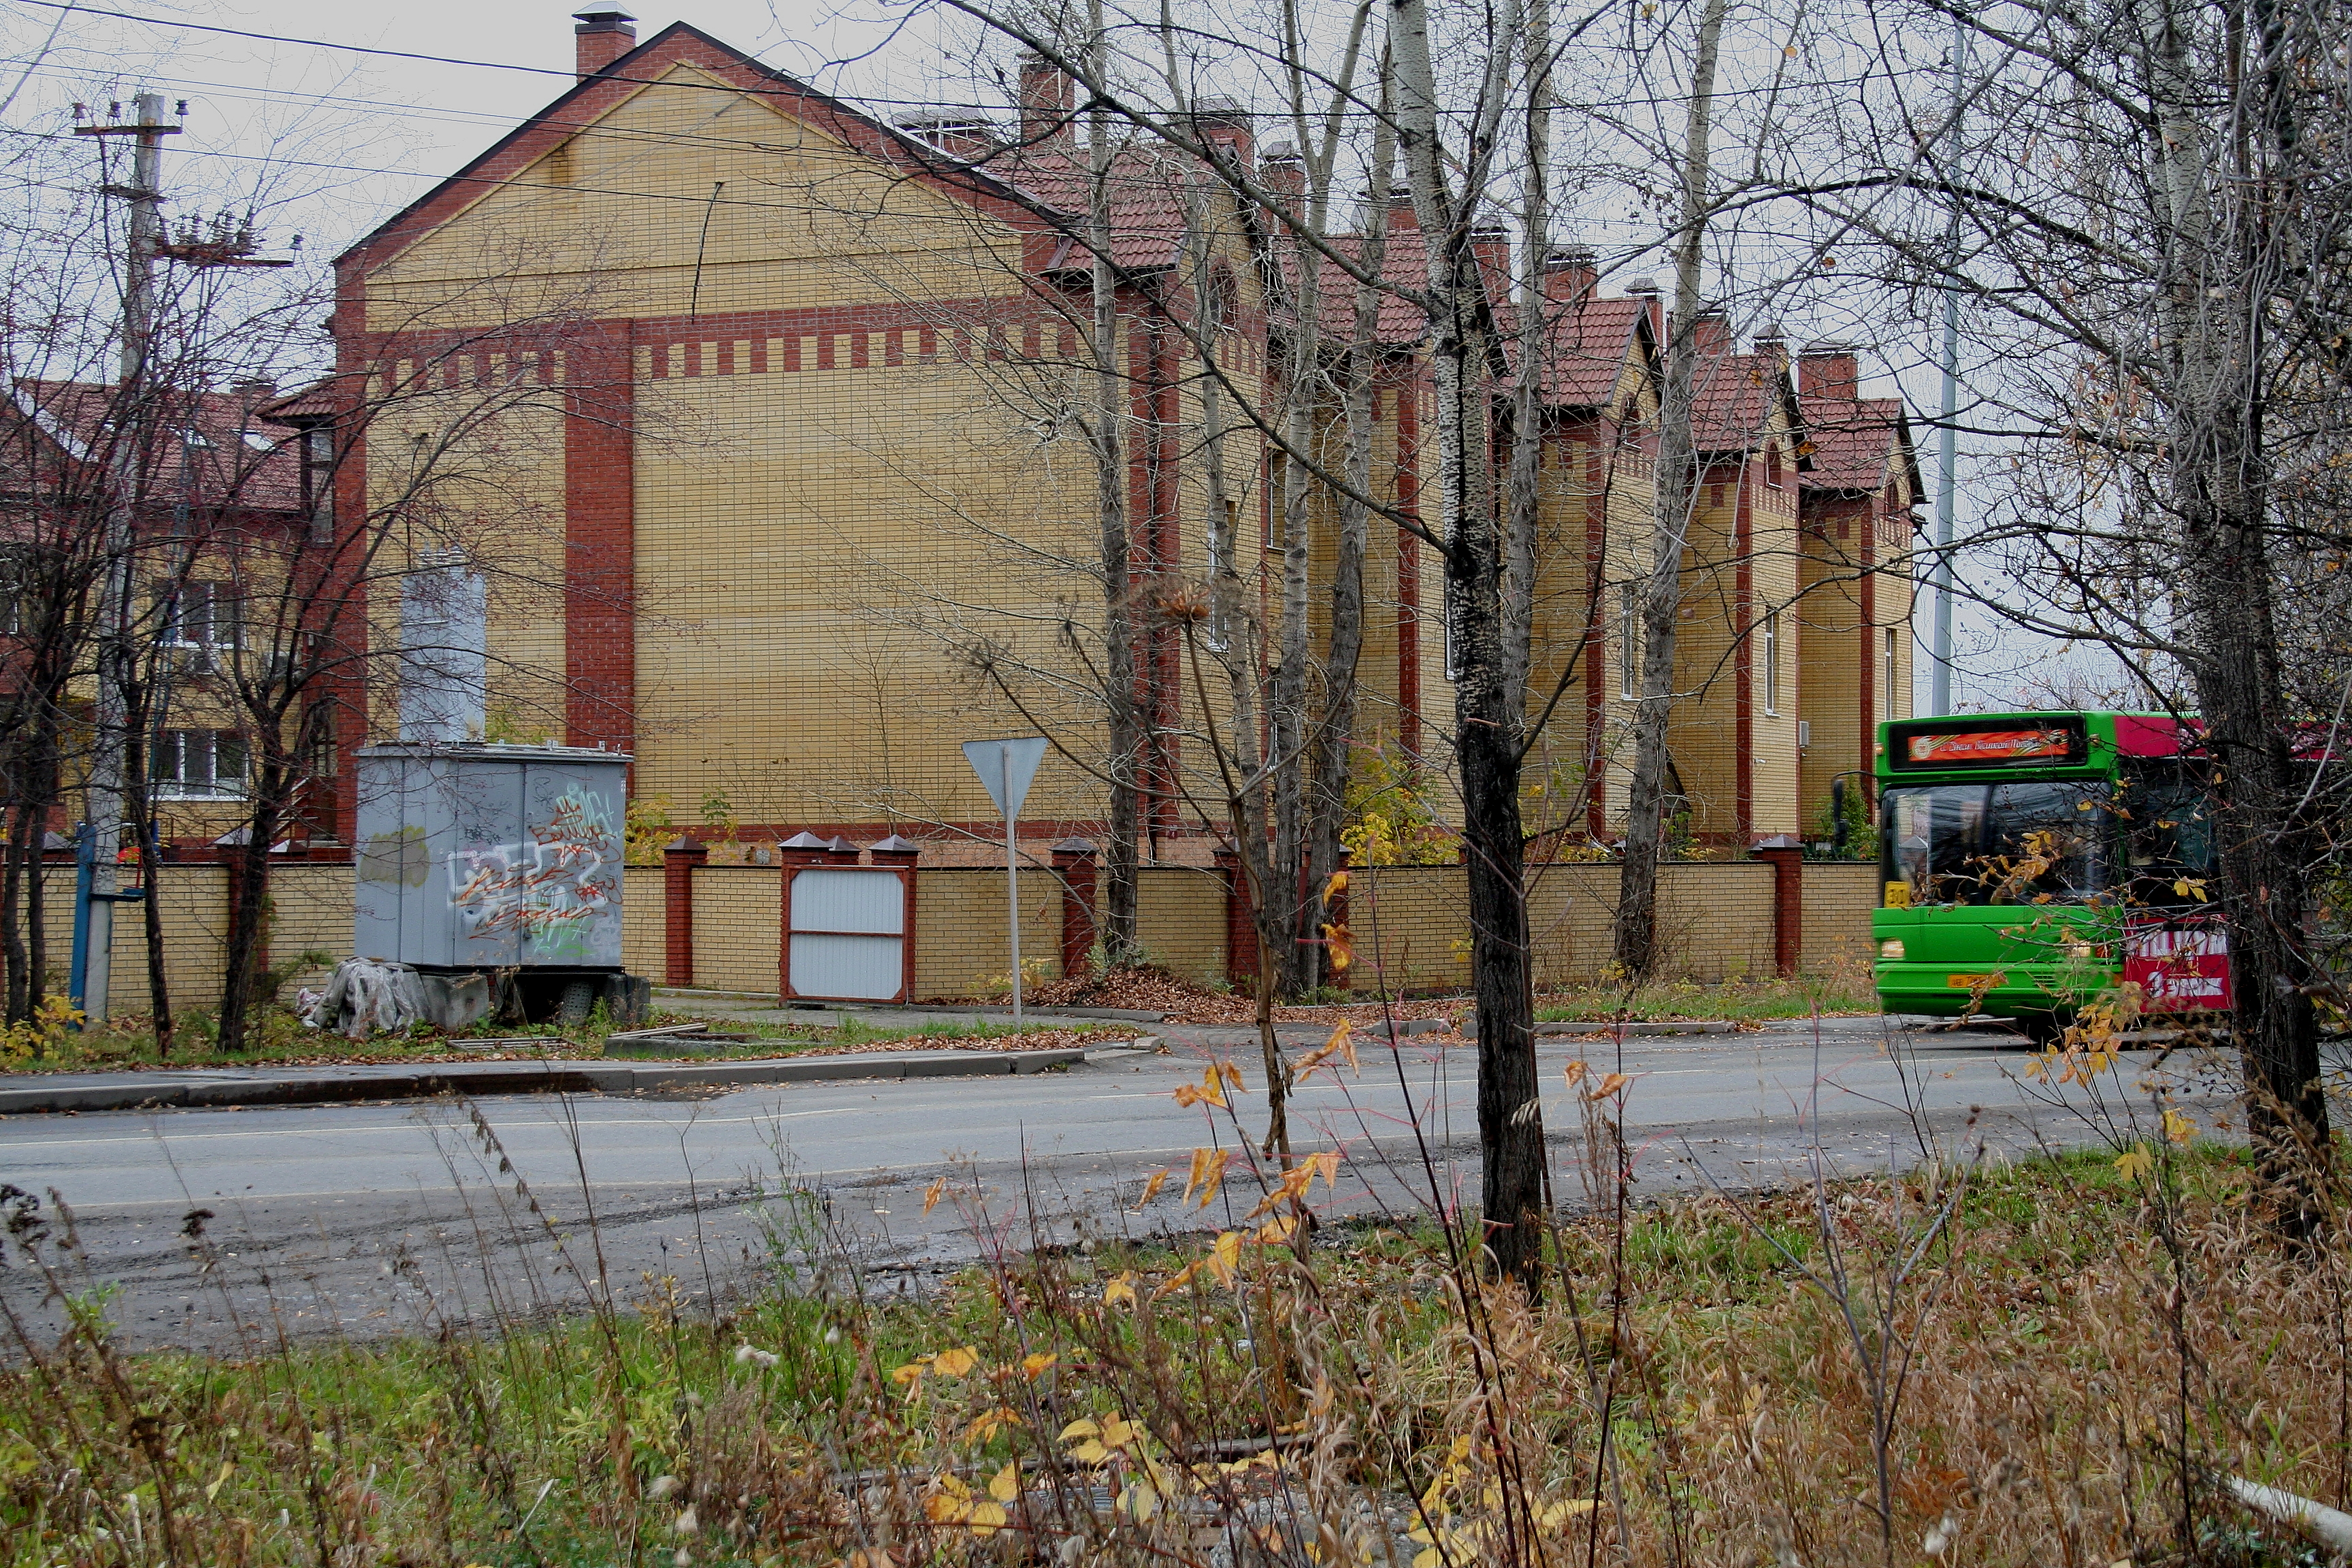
[662,840,707,985]
[1754,843,1803,977]
[564,322,635,754]
[1732,458,1755,843]
[1393,360,1423,755]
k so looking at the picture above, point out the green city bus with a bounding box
[1872,711,2226,1036]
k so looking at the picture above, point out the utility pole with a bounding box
[69,93,180,1022]
[1928,20,1966,716]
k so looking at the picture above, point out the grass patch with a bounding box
[1535,966,1878,1024]
[3,1134,2340,1565]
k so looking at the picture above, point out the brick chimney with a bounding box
[1258,141,1305,212]
[1799,339,1859,400]
[1380,186,1419,231]
[573,4,636,81]
[1541,245,1597,301]
[1691,308,1732,355]
[1192,95,1253,169]
[1017,50,1074,144]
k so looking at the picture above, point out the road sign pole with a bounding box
[1002,743,1022,1025]
[962,736,1049,1030]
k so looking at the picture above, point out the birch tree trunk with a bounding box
[1088,4,1144,962]
[1392,0,1548,1287]
[1614,0,1727,981]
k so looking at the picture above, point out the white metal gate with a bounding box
[782,866,912,1002]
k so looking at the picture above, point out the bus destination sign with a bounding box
[1889,719,2087,770]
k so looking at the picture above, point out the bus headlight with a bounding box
[1880,939,1906,960]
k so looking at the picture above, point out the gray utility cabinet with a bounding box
[354,742,627,973]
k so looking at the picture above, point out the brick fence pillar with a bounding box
[1213,845,1259,986]
[1751,835,1804,978]
[1050,838,1098,977]
[662,838,707,986]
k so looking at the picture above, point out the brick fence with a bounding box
[18,845,1882,1013]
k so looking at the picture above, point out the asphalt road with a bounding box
[0,1016,2231,1352]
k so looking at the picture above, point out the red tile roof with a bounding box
[1797,392,1910,493]
[1688,350,1795,453]
[10,379,304,512]
[1536,296,1649,408]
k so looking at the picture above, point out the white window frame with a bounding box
[165,581,240,670]
[1885,628,1900,713]
[1763,609,1782,715]
[152,729,248,800]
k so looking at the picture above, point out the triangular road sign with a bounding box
[962,736,1049,820]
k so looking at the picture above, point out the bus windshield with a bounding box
[1882,781,2109,905]
[1882,766,2218,909]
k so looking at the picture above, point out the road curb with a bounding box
[0,1044,1116,1117]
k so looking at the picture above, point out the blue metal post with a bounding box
[67,820,95,1017]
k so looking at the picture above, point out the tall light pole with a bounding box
[1929,20,1966,716]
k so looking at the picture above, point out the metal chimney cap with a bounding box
[779,830,832,849]
[573,3,636,26]
[869,834,921,853]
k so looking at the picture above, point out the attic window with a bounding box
[243,431,274,452]
[1765,442,1783,488]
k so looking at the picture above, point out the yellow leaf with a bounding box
[1136,1169,1171,1209]
[988,1462,1022,1503]
[1022,1352,1058,1378]
[1205,1230,1243,1287]
[2115,1144,2154,1182]
[1256,1213,1300,1245]
[1100,1416,1143,1448]
[1218,1060,1245,1090]
[1310,1149,1341,1189]
[963,1406,1021,1443]
[1183,1147,1230,1209]
[1118,1480,1160,1522]
[1414,1550,1443,1568]
[923,1177,947,1215]
[1152,1258,1205,1299]
[1322,868,1349,902]
[1059,1418,1101,1441]
[889,1360,928,1385]
[966,1498,1008,1535]
[2162,1108,2196,1145]
[1102,1272,1138,1307]
[1538,1498,1599,1526]
[1585,1071,1631,1100]
[1322,921,1355,973]
[1563,1058,1588,1088]
[1069,1438,1111,1463]
[1175,1066,1230,1109]
[1294,1019,1355,1083]
[931,1345,979,1377]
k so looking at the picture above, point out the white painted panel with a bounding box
[790,868,904,934]
[789,933,902,1000]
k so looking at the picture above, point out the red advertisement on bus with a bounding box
[2123,917,2231,1011]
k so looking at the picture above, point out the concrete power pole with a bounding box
[72,93,180,1021]
[1928,22,1966,717]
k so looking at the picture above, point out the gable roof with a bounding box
[1538,295,1652,410]
[1691,347,1801,458]
[338,22,1034,276]
[1799,391,1921,500]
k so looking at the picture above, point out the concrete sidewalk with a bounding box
[0,1042,1145,1117]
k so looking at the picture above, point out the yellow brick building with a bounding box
[326,7,1916,859]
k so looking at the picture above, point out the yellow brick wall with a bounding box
[1345,860,1782,990]
[623,866,666,977]
[689,865,781,993]
[1801,862,1882,975]
[1134,866,1228,985]
[912,866,1062,1001]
